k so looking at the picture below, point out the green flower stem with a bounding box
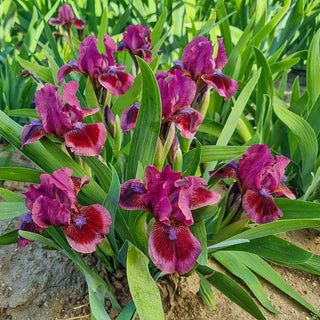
[162,122,175,163]
[181,137,192,153]
[199,90,210,118]
[154,137,164,170]
[236,114,254,142]
[114,115,123,152]
[173,147,183,172]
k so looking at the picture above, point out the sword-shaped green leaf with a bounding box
[127,58,161,179]
[127,243,164,320]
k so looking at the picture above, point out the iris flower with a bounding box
[210,145,296,224]
[118,24,153,63]
[57,35,133,97]
[120,103,140,134]
[49,4,85,31]
[121,69,200,138]
[18,168,112,253]
[21,81,107,156]
[119,165,220,274]
[175,36,238,100]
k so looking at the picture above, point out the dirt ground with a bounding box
[1,70,319,320]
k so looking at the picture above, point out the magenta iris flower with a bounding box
[156,69,200,138]
[49,4,85,31]
[120,103,140,134]
[17,213,43,248]
[176,36,238,100]
[120,69,200,138]
[21,81,107,156]
[18,168,112,253]
[119,165,220,274]
[57,35,133,97]
[210,145,296,224]
[119,24,153,63]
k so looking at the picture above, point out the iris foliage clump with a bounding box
[1,1,320,319]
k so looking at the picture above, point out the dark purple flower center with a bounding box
[174,60,184,68]
[168,227,177,240]
[23,213,33,223]
[213,70,223,75]
[131,183,145,194]
[73,122,83,130]
[260,189,270,197]
[30,119,42,126]
[229,160,238,169]
[169,191,179,206]
[69,60,78,68]
[75,216,86,227]
[108,66,118,73]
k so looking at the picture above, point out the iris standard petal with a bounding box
[182,36,215,81]
[103,34,117,66]
[170,70,196,112]
[58,4,74,23]
[35,83,73,137]
[238,144,274,191]
[119,25,153,62]
[32,196,71,228]
[77,35,107,79]
[39,168,78,210]
[214,38,228,70]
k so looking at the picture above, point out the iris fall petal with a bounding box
[64,123,107,156]
[63,204,111,253]
[242,189,283,224]
[148,220,201,274]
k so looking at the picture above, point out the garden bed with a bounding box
[1,130,320,319]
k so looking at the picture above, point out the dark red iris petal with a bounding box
[202,71,238,100]
[120,103,139,134]
[148,220,201,274]
[209,163,238,181]
[72,18,84,30]
[17,213,43,248]
[57,62,81,85]
[169,108,203,139]
[64,122,107,156]
[21,121,46,150]
[48,18,64,26]
[242,189,283,224]
[63,204,111,253]
[99,71,134,96]
[119,179,149,212]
